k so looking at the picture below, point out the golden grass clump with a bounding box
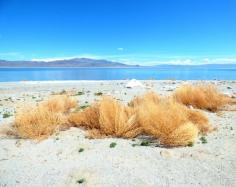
[68,96,142,138]
[15,106,67,139]
[41,95,77,113]
[173,84,232,112]
[68,103,100,129]
[160,122,198,147]
[86,129,110,139]
[128,91,160,107]
[137,99,199,146]
[14,95,77,139]
[12,91,214,147]
[187,109,212,133]
[98,97,142,138]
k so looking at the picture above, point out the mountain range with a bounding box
[0,58,139,67]
[0,58,236,68]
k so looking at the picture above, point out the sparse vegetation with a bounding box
[110,142,117,148]
[41,95,77,113]
[187,142,194,147]
[136,99,199,146]
[15,106,67,139]
[200,136,207,144]
[3,112,12,118]
[68,103,100,129]
[98,97,141,138]
[79,105,90,110]
[128,91,160,107]
[13,90,215,147]
[173,84,234,112]
[14,95,77,139]
[187,109,212,133]
[78,148,84,152]
[76,178,85,184]
[140,140,150,146]
[75,91,85,96]
[69,97,142,139]
[94,92,103,96]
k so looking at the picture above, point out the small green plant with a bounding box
[78,148,84,153]
[95,92,103,96]
[76,91,85,96]
[3,112,12,118]
[187,142,194,147]
[110,142,117,148]
[76,178,85,184]
[200,136,207,144]
[80,105,90,110]
[140,140,150,146]
[32,96,36,99]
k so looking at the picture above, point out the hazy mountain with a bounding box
[0,58,235,68]
[0,58,139,67]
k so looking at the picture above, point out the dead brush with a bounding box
[14,95,77,139]
[136,99,199,146]
[128,91,160,107]
[68,103,100,129]
[68,96,142,138]
[187,109,212,133]
[14,106,68,139]
[98,97,142,138]
[41,95,78,113]
[160,122,199,147]
[173,84,234,112]
[130,92,212,134]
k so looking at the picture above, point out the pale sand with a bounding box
[0,80,236,187]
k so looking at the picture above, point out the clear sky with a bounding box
[0,0,236,65]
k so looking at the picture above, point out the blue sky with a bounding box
[0,0,236,65]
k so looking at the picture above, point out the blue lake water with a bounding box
[0,67,235,82]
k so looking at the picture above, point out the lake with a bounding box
[0,67,235,82]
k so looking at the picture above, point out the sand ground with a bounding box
[0,80,235,187]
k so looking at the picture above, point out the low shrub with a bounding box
[14,95,77,139]
[69,97,142,138]
[128,91,160,107]
[136,99,199,146]
[173,84,233,112]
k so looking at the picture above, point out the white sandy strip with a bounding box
[0,80,235,187]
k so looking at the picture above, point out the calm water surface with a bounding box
[0,67,235,82]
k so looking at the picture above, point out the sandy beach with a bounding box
[0,80,236,187]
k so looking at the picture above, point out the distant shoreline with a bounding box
[0,65,236,69]
[0,66,145,69]
[0,66,236,82]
